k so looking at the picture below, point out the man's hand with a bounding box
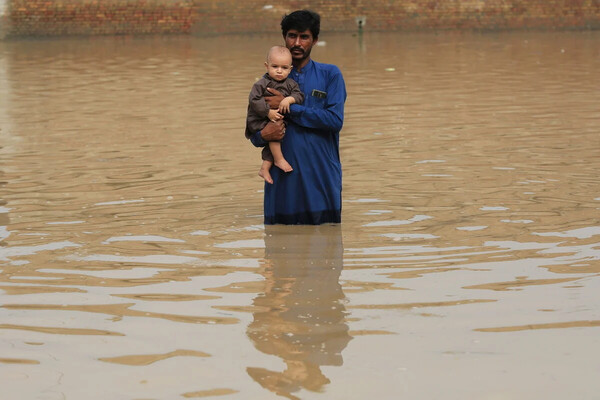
[265,88,284,109]
[261,120,285,142]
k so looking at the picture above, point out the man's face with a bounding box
[284,29,317,64]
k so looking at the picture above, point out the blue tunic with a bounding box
[251,60,346,225]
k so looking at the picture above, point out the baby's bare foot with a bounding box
[274,159,293,173]
[258,168,273,184]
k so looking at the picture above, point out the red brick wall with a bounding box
[6,0,194,37]
[4,0,600,38]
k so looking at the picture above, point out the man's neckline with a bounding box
[294,59,313,73]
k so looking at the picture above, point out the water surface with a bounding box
[1,31,599,399]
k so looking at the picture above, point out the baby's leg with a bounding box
[268,141,293,172]
[259,159,274,184]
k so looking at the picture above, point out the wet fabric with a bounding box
[250,60,346,225]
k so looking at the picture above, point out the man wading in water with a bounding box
[248,9,347,225]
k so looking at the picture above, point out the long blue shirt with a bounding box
[250,60,347,224]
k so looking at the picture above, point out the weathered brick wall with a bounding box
[2,0,599,38]
[5,0,194,37]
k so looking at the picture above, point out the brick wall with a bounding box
[2,0,599,38]
[5,0,194,37]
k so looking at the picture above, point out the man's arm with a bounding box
[289,67,346,132]
[249,120,285,148]
[264,88,284,110]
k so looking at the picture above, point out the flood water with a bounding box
[1,31,599,399]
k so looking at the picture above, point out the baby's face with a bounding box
[265,52,293,82]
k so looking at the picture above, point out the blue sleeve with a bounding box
[250,130,267,147]
[289,67,346,132]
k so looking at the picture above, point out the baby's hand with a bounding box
[278,98,292,114]
[268,109,283,122]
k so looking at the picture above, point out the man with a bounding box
[249,10,347,225]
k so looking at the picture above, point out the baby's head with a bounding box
[265,46,293,82]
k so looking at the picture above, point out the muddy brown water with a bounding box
[1,31,599,399]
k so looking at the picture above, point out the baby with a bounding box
[245,46,304,184]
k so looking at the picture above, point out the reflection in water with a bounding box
[475,319,600,332]
[0,31,598,399]
[247,225,350,399]
[0,323,124,336]
[0,357,40,365]
[99,349,210,366]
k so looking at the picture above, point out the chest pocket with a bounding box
[307,88,327,109]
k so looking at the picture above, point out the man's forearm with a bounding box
[289,103,344,132]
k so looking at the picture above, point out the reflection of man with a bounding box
[246,225,351,399]
[249,10,347,225]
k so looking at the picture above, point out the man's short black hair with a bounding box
[281,10,320,40]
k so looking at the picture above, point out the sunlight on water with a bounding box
[1,31,599,399]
